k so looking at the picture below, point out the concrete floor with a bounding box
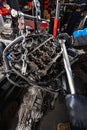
[39,98,69,130]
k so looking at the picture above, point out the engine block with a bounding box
[4,34,62,88]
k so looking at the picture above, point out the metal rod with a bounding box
[59,39,75,94]
[19,12,50,22]
[56,0,60,18]
[78,15,87,29]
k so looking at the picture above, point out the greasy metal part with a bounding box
[37,50,62,76]
[21,49,28,75]
[16,87,43,130]
[0,39,12,46]
[59,39,75,94]
[3,31,77,94]
[29,36,53,54]
[27,36,60,78]
[33,0,41,32]
[33,0,41,19]
[19,12,25,35]
[18,11,50,23]
[15,84,58,130]
[3,36,23,72]
[3,33,63,94]
[62,74,67,91]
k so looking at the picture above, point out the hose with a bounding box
[3,36,24,73]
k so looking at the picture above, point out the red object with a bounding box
[44,5,49,9]
[24,19,48,30]
[24,19,35,30]
[0,9,2,14]
[3,0,6,2]
[40,22,48,30]
[53,18,59,38]
[43,0,49,10]
[0,7,10,16]
[18,18,22,30]
[27,2,33,8]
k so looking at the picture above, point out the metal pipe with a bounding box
[56,0,60,18]
[78,15,87,29]
[59,39,75,94]
[3,36,23,72]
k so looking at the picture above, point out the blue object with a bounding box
[73,28,87,38]
[6,54,11,60]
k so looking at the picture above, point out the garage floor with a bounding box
[38,98,69,130]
